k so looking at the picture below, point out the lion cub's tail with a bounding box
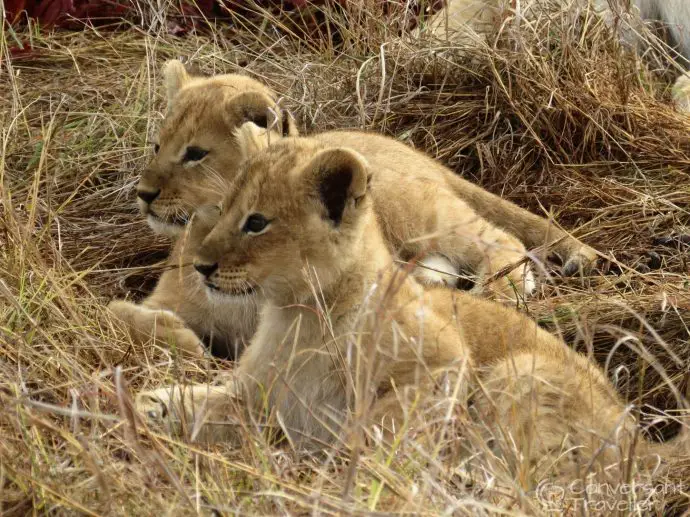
[645,411,690,465]
[442,172,577,255]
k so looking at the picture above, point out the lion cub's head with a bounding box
[192,124,372,304]
[137,60,297,237]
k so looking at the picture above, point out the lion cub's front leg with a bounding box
[108,299,205,356]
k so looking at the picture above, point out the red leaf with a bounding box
[32,0,75,27]
[6,0,432,34]
[70,1,133,26]
[5,0,27,23]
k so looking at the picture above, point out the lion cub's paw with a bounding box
[135,383,241,441]
[561,246,598,277]
[415,254,458,287]
[135,385,206,435]
[136,388,177,429]
[108,300,206,357]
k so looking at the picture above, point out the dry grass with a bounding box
[1,1,690,514]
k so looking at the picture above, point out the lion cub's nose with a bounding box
[137,188,160,204]
[194,262,218,278]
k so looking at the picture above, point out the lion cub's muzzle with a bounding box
[137,188,188,231]
[194,261,257,297]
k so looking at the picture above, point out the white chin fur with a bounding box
[147,215,184,237]
[205,286,256,305]
[416,255,458,287]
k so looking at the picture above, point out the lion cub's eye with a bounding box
[183,146,209,163]
[242,213,271,234]
[153,143,160,154]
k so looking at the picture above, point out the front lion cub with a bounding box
[136,138,685,482]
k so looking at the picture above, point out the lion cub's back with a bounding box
[429,287,618,401]
[314,130,452,182]
[312,130,465,243]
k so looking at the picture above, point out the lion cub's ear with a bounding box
[162,60,190,103]
[234,121,273,161]
[225,91,298,137]
[303,148,370,227]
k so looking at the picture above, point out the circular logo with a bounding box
[536,479,565,509]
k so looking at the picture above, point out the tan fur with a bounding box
[135,139,685,482]
[111,63,595,356]
[108,60,292,357]
[138,61,296,237]
[239,124,593,296]
[673,73,690,112]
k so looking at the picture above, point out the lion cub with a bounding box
[135,137,684,480]
[111,60,596,357]
[108,61,296,357]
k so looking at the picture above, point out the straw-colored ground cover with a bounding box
[1,2,690,514]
